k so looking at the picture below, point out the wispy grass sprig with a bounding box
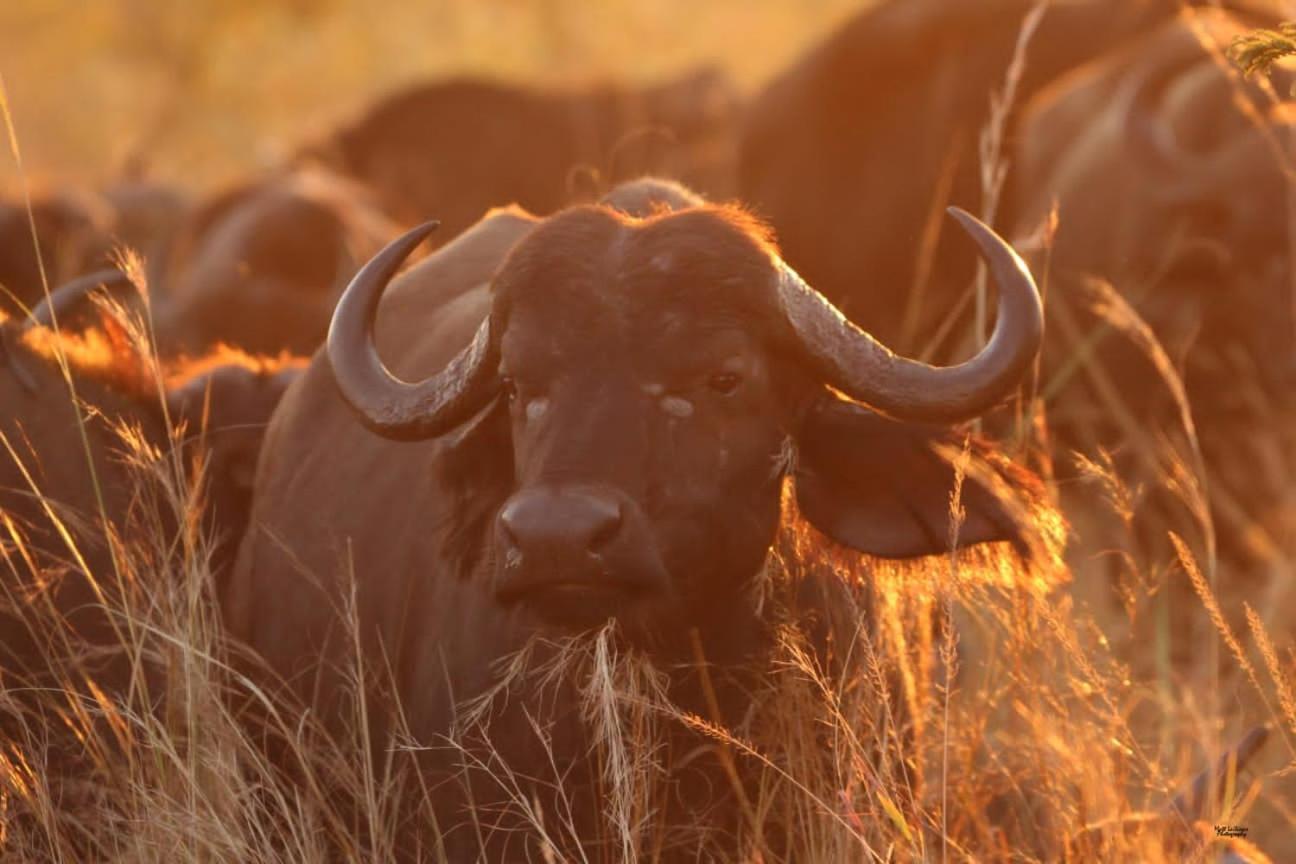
[1229,22,1296,77]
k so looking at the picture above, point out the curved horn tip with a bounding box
[946,206,1042,324]
[360,220,441,269]
[71,268,138,292]
[328,220,440,327]
[329,216,500,442]
[405,220,441,245]
[946,207,1032,268]
[92,269,136,289]
[366,219,441,274]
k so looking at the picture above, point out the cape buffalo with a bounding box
[101,179,191,292]
[1,182,191,320]
[0,192,115,317]
[1,272,302,698]
[737,0,1278,353]
[159,167,398,356]
[1011,10,1296,574]
[228,179,1048,857]
[303,66,741,238]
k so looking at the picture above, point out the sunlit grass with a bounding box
[0,351,1284,859]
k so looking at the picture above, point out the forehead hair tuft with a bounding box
[495,202,781,290]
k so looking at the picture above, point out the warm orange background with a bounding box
[0,0,864,188]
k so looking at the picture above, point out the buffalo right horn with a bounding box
[327,221,501,441]
[29,268,137,329]
[777,208,1043,423]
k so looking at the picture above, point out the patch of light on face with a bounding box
[641,382,665,397]
[525,397,549,423]
[650,252,674,273]
[660,396,694,418]
[504,546,523,570]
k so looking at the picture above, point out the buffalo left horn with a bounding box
[327,221,501,441]
[777,207,1042,423]
[29,268,138,329]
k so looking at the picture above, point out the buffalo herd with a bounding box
[1,0,1291,858]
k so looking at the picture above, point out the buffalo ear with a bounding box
[792,396,1043,559]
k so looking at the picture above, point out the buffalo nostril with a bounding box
[586,502,623,554]
[499,503,522,546]
[497,503,526,571]
[498,489,624,559]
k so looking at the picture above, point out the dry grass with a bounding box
[1,2,1295,862]
[0,381,1286,860]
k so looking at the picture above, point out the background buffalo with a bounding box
[303,67,742,236]
[0,192,114,315]
[157,167,399,355]
[1007,11,1296,673]
[1,280,301,699]
[738,0,1281,352]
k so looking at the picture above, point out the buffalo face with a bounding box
[328,198,1044,644]
[487,212,795,632]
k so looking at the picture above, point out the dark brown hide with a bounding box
[230,181,1048,859]
[0,323,162,693]
[306,67,741,237]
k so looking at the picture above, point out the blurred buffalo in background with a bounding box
[1,272,302,702]
[1011,9,1296,581]
[301,66,742,238]
[0,191,114,316]
[738,0,1280,354]
[0,182,188,317]
[100,178,190,290]
[157,167,399,356]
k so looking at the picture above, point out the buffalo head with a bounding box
[0,193,114,316]
[161,169,395,356]
[1015,12,1296,396]
[326,204,1043,640]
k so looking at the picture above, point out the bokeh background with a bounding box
[0,0,862,188]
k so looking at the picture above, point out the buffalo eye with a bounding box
[708,371,743,395]
[501,376,518,402]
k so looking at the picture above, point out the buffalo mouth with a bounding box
[494,569,670,628]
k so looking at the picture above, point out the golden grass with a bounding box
[2,214,1283,861]
[5,390,1280,861]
